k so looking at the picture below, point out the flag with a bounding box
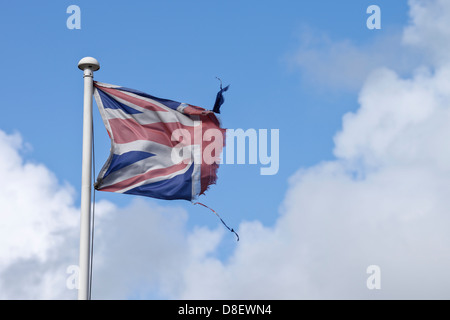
[212,78,229,114]
[93,81,226,201]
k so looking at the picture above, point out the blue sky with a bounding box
[4,0,450,299]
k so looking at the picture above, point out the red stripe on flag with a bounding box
[108,118,196,147]
[182,105,211,116]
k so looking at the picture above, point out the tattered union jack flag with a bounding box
[93,81,226,201]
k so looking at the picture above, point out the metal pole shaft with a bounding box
[77,57,100,300]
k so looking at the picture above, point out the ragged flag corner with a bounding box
[212,77,229,114]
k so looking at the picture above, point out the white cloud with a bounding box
[0,130,79,299]
[334,65,450,170]
[289,28,420,92]
[403,0,450,66]
[90,199,192,299]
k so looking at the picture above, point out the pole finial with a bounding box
[78,57,100,71]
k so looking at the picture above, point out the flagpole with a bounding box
[77,57,100,300]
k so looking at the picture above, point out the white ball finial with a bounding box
[78,57,100,71]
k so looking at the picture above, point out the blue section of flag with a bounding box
[104,151,155,177]
[117,86,182,111]
[124,163,194,200]
[96,88,142,114]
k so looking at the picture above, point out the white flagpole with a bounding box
[77,57,100,300]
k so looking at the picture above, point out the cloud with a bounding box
[0,130,79,299]
[288,29,416,92]
[403,0,450,66]
[334,66,450,170]
[90,199,192,299]
[288,2,442,94]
